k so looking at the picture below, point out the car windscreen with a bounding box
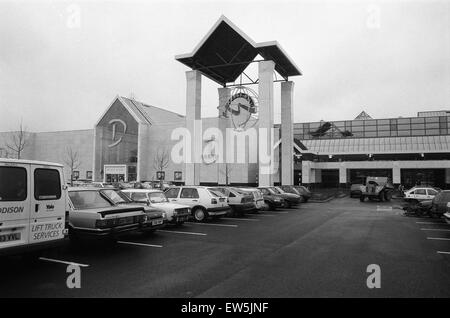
[208,189,224,197]
[100,189,130,204]
[69,191,113,210]
[270,187,281,194]
[149,192,168,203]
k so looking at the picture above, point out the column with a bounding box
[339,165,347,187]
[258,60,275,186]
[185,70,202,185]
[218,87,231,185]
[393,163,401,185]
[281,81,294,185]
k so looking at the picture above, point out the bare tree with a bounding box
[6,120,28,159]
[64,147,81,186]
[219,163,233,186]
[153,146,170,187]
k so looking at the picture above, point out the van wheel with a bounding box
[193,207,208,222]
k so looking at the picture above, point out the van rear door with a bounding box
[29,165,66,244]
[0,162,31,249]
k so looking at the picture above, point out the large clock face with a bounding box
[225,87,259,131]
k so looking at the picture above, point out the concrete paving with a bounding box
[0,197,449,297]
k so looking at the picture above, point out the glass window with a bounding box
[426,129,439,135]
[397,118,411,124]
[427,189,438,196]
[425,117,439,123]
[377,119,390,125]
[100,189,129,204]
[352,126,363,132]
[131,192,148,202]
[378,131,390,137]
[0,167,27,202]
[148,192,168,203]
[425,123,439,129]
[415,189,426,195]
[398,124,411,131]
[411,118,425,124]
[411,123,425,130]
[364,120,377,126]
[364,131,377,137]
[180,188,199,199]
[86,171,93,180]
[164,188,180,198]
[34,168,61,200]
[69,190,112,209]
[377,125,390,131]
[412,130,425,136]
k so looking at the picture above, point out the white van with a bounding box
[0,159,68,256]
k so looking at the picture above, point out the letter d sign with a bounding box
[366,264,381,289]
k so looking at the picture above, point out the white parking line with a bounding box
[185,222,238,228]
[39,257,90,268]
[118,241,163,248]
[437,251,450,255]
[416,221,446,225]
[421,228,450,232]
[157,229,207,236]
[221,217,260,222]
[427,237,450,241]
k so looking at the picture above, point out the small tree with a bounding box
[219,163,233,186]
[153,147,170,188]
[6,120,28,159]
[64,147,81,186]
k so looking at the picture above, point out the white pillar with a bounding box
[393,163,401,184]
[218,87,231,185]
[281,81,294,185]
[258,60,275,187]
[185,70,202,185]
[339,164,347,185]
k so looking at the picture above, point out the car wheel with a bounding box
[360,195,365,202]
[379,191,385,202]
[303,197,309,203]
[193,207,208,222]
[384,191,392,202]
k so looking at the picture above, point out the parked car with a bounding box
[444,209,450,224]
[280,185,305,203]
[122,189,190,225]
[294,185,312,202]
[164,186,230,222]
[0,159,68,256]
[273,186,302,208]
[429,190,450,217]
[257,187,285,210]
[90,182,114,188]
[67,187,147,241]
[99,189,165,233]
[403,187,440,203]
[350,184,364,198]
[236,187,266,211]
[209,187,255,216]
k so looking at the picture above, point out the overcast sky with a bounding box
[0,0,449,132]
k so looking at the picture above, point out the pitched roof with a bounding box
[175,15,301,86]
[354,111,373,120]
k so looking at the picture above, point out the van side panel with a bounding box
[0,162,31,249]
[29,165,66,244]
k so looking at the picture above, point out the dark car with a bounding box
[99,188,166,233]
[350,184,363,198]
[293,185,312,202]
[280,185,304,203]
[257,187,285,210]
[273,187,302,208]
[430,190,450,217]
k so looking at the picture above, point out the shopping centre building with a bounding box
[1,16,449,189]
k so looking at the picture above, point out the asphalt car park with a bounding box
[0,197,449,298]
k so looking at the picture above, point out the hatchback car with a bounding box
[164,186,230,222]
[100,189,165,233]
[257,187,285,210]
[403,187,440,203]
[209,187,255,216]
[236,187,266,211]
[67,187,147,241]
[273,187,302,208]
[122,189,191,225]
